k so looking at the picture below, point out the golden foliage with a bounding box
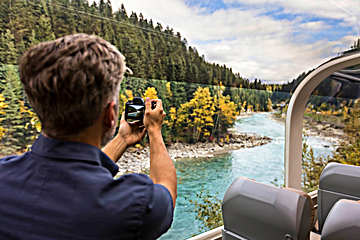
[177,87,215,140]
[125,89,134,100]
[166,107,177,128]
[0,94,7,140]
[174,86,238,141]
[19,101,41,133]
[266,85,272,93]
[215,94,237,126]
[0,94,7,115]
[267,98,273,111]
[0,126,5,140]
[143,87,158,100]
[241,101,247,113]
[118,89,134,114]
[166,82,172,97]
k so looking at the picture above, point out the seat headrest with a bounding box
[222,177,313,240]
[322,199,360,240]
[317,163,360,232]
[319,163,360,198]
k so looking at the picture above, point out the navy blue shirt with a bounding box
[0,135,173,240]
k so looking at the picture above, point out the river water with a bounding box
[160,113,335,240]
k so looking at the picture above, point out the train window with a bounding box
[0,0,359,239]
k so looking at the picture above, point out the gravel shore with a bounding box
[115,133,272,175]
[270,112,345,146]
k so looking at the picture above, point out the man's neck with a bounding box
[43,124,102,149]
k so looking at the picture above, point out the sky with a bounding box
[98,0,360,83]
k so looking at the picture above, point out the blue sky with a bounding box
[186,0,355,44]
[107,0,360,83]
[185,0,228,13]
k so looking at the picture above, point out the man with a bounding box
[0,34,177,240]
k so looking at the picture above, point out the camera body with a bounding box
[125,97,156,124]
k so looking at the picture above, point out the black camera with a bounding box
[125,97,156,124]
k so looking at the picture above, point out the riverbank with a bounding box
[270,111,345,146]
[116,133,272,175]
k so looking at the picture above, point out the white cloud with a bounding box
[92,0,359,83]
[225,0,360,33]
[299,21,330,31]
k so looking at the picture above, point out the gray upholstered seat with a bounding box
[318,163,360,232]
[321,199,360,240]
[222,177,313,240]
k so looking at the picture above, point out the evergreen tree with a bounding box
[0,0,10,35]
[35,15,55,42]
[0,30,18,64]
[50,0,75,37]
[0,65,24,153]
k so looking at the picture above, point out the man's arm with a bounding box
[144,98,177,207]
[103,113,146,162]
[102,134,128,162]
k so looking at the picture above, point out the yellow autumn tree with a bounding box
[267,98,273,111]
[0,94,7,140]
[266,85,272,93]
[166,82,172,98]
[177,87,215,142]
[241,101,247,113]
[119,89,134,114]
[19,100,41,149]
[19,101,41,133]
[143,87,158,100]
[343,106,349,120]
[214,94,237,132]
[166,107,177,129]
[212,85,238,137]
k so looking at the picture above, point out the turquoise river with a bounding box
[160,112,336,240]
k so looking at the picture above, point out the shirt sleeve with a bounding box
[140,183,174,240]
[99,152,119,177]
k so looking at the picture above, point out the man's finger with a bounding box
[145,97,151,113]
[139,128,146,139]
[156,99,163,110]
[120,112,126,123]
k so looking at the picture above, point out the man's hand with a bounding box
[118,113,146,147]
[143,98,166,134]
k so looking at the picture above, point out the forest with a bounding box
[0,0,274,155]
[0,0,269,88]
[0,0,359,157]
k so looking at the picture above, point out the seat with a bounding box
[317,163,360,232]
[222,177,313,240]
[321,199,360,240]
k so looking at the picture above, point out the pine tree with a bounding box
[0,29,18,64]
[0,65,25,153]
[35,15,55,42]
[28,30,40,47]
[0,0,10,35]
[50,0,75,37]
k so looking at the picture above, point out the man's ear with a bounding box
[104,101,117,129]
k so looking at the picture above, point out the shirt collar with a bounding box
[31,134,119,176]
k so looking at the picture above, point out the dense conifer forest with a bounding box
[0,0,359,155]
[0,0,277,154]
[0,0,266,88]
